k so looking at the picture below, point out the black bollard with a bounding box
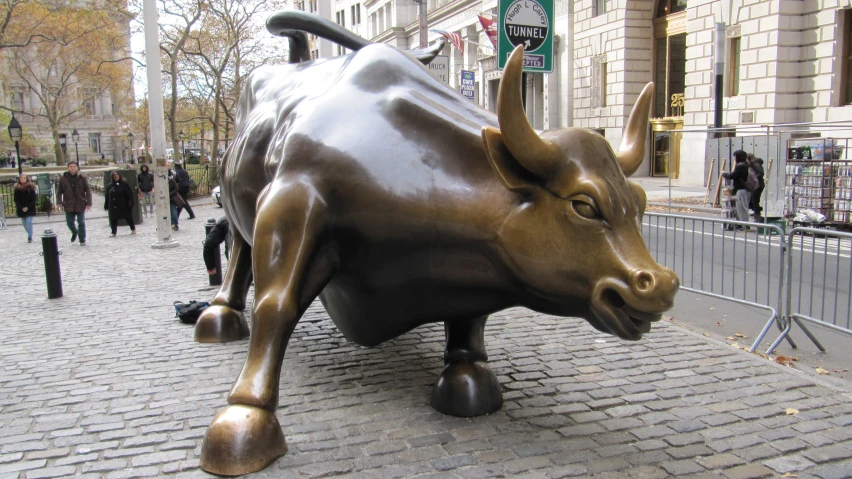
[204,218,223,286]
[40,229,63,299]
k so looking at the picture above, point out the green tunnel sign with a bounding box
[498,0,554,73]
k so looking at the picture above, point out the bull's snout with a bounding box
[627,267,679,312]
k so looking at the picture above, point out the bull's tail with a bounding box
[266,10,445,65]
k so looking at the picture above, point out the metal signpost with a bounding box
[427,55,450,84]
[460,70,475,101]
[498,0,554,73]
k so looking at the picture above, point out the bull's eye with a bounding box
[572,200,599,220]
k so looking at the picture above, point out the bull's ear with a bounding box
[629,180,647,215]
[482,127,539,194]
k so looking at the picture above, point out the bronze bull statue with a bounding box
[197,10,679,476]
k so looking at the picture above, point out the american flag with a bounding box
[478,15,498,49]
[431,29,464,57]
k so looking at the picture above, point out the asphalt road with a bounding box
[642,215,852,379]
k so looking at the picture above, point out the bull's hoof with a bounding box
[200,405,288,476]
[431,361,503,417]
[194,305,249,343]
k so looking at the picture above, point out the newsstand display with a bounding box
[784,138,852,228]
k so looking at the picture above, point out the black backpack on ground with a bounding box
[173,300,210,324]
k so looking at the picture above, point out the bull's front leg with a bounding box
[195,231,252,343]
[200,180,334,476]
[431,315,503,417]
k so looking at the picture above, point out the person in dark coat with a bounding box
[104,171,136,236]
[722,150,750,229]
[203,216,231,275]
[168,175,185,231]
[56,161,93,245]
[174,163,196,220]
[137,164,155,217]
[13,173,37,243]
[749,157,765,221]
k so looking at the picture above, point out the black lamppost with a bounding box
[127,132,134,163]
[178,130,185,165]
[7,115,22,175]
[71,128,80,164]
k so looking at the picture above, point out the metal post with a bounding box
[144,0,178,249]
[714,22,725,137]
[74,142,79,163]
[14,140,21,176]
[418,0,428,48]
[40,229,63,299]
[205,218,223,286]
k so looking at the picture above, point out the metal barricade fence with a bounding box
[751,227,852,354]
[643,213,793,348]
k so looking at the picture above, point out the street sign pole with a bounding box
[498,0,554,73]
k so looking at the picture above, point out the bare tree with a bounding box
[158,0,203,163]
[1,1,134,162]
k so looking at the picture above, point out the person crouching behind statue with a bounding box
[203,216,230,275]
[13,173,37,243]
[168,174,186,231]
[104,171,136,237]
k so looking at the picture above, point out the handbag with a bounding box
[173,300,210,324]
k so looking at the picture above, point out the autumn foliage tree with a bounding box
[1,1,133,162]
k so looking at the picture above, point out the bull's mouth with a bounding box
[594,288,663,340]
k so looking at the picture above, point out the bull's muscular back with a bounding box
[223,44,519,345]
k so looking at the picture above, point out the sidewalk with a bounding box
[0,203,851,479]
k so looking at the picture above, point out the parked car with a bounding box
[212,186,221,207]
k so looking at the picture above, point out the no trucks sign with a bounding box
[498,0,553,73]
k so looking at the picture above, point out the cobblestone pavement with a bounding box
[1,204,851,479]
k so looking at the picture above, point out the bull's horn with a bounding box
[497,45,556,178]
[616,82,654,177]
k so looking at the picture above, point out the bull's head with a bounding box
[482,45,679,340]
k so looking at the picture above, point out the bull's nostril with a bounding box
[633,271,654,292]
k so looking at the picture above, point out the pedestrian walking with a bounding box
[203,216,230,275]
[168,176,185,231]
[56,161,92,245]
[722,150,751,229]
[137,164,155,217]
[104,171,136,237]
[174,163,196,220]
[749,157,766,222]
[13,173,37,243]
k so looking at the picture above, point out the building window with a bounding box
[9,87,25,112]
[592,58,607,108]
[728,37,741,96]
[309,0,316,13]
[351,4,361,25]
[89,133,101,154]
[656,0,687,17]
[336,10,345,27]
[295,1,304,10]
[311,48,319,59]
[82,89,98,116]
[594,0,606,17]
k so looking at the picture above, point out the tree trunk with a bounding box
[51,126,66,165]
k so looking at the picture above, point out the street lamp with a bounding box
[127,132,134,163]
[178,130,185,165]
[71,128,80,164]
[7,115,23,175]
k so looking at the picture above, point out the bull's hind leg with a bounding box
[195,230,251,343]
[200,180,334,476]
[431,315,503,417]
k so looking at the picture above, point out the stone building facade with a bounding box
[298,0,852,186]
[574,0,852,185]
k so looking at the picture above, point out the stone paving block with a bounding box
[721,464,773,479]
